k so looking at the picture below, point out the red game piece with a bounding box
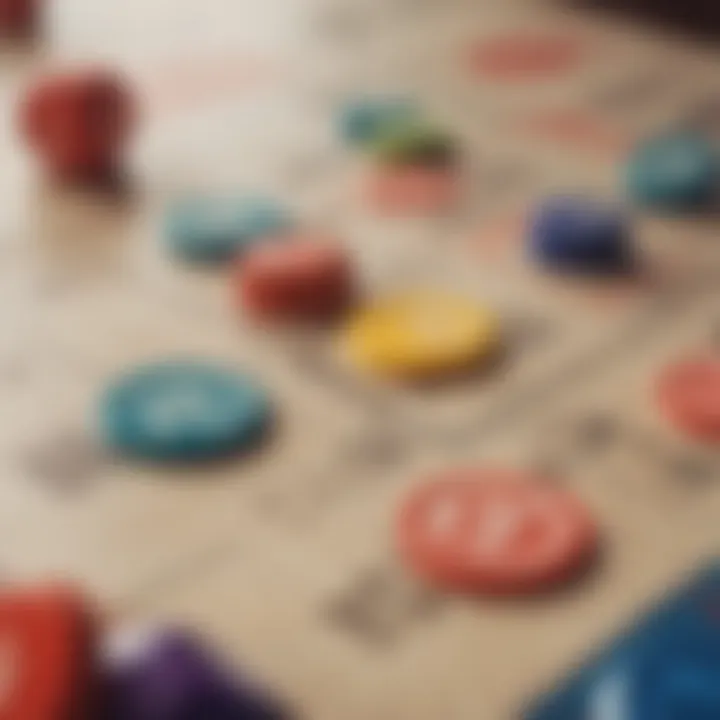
[0,585,99,719]
[20,69,135,184]
[235,236,354,323]
[396,469,598,595]
[656,358,720,442]
[0,0,38,37]
[364,165,458,215]
[468,33,583,82]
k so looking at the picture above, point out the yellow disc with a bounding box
[342,291,500,379]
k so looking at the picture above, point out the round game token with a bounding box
[364,165,458,214]
[104,626,286,720]
[340,97,418,147]
[0,585,99,719]
[165,196,290,265]
[100,361,272,461]
[529,195,633,275]
[236,235,354,323]
[468,33,583,82]
[591,651,720,720]
[396,469,598,594]
[626,133,718,212]
[343,291,499,380]
[656,358,720,442]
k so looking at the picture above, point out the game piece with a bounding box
[100,360,272,462]
[468,33,583,82]
[396,468,598,595]
[165,196,291,265]
[0,0,38,37]
[20,69,134,184]
[529,196,633,274]
[524,561,720,719]
[236,236,354,323]
[342,291,500,380]
[656,358,720,443]
[340,97,417,147]
[626,133,718,211]
[363,165,459,214]
[369,124,458,170]
[104,626,286,720]
[0,585,99,719]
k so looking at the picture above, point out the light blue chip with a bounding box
[626,133,719,212]
[165,196,291,265]
[339,97,418,147]
[100,360,273,462]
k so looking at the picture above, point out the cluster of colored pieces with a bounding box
[340,97,461,214]
[0,585,286,719]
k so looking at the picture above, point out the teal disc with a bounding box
[100,361,273,462]
[165,196,290,265]
[626,133,718,212]
[339,97,418,147]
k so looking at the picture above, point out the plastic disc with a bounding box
[656,358,720,442]
[165,196,290,265]
[396,469,598,594]
[100,360,272,462]
[343,291,500,380]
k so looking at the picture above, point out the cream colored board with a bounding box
[111,294,720,720]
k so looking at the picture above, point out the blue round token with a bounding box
[166,197,290,265]
[591,651,720,720]
[100,361,272,462]
[529,196,633,275]
[626,133,718,212]
[339,97,418,147]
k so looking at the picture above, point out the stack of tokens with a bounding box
[626,133,719,212]
[396,468,598,595]
[236,235,355,323]
[104,627,286,719]
[529,196,633,275]
[165,196,290,265]
[0,585,100,718]
[342,290,500,381]
[656,358,720,443]
[100,360,273,462]
[341,96,460,214]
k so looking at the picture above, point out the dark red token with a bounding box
[20,69,135,184]
[396,469,598,595]
[656,358,720,442]
[235,235,354,323]
[468,33,583,82]
[0,585,99,719]
[0,0,38,37]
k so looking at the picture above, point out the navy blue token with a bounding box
[524,561,720,719]
[339,97,418,147]
[166,196,290,265]
[529,196,633,275]
[626,133,719,212]
[100,361,272,462]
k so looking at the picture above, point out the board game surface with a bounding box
[4,0,720,717]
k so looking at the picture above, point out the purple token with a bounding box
[103,627,287,720]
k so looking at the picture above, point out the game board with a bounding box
[3,0,720,717]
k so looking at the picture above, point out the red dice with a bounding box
[0,0,38,37]
[21,70,135,184]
